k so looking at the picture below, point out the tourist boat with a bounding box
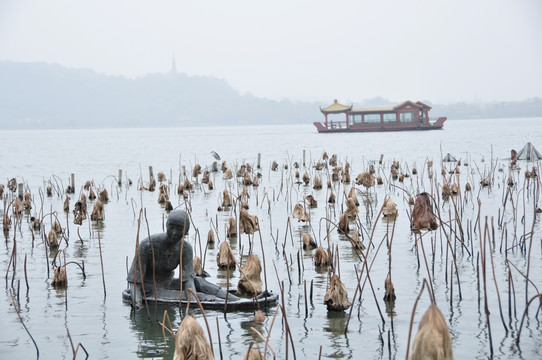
[313,100,446,133]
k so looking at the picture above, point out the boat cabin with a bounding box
[320,100,433,130]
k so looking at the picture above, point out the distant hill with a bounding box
[0,61,540,129]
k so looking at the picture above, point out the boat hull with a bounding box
[122,288,279,310]
[313,117,446,133]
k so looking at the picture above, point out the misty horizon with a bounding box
[1,1,541,105]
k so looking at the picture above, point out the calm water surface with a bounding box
[1,118,542,359]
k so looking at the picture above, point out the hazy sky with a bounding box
[1,0,541,104]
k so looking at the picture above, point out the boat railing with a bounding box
[328,120,347,129]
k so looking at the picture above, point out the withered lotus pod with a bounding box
[302,233,317,250]
[177,184,185,195]
[47,185,53,197]
[237,254,262,297]
[451,183,459,194]
[511,149,518,161]
[369,164,375,174]
[292,203,310,222]
[328,192,336,204]
[454,166,460,174]
[207,229,215,244]
[157,171,166,182]
[314,246,331,267]
[324,274,351,311]
[243,173,253,186]
[480,178,490,187]
[409,304,453,360]
[465,183,472,192]
[52,265,67,288]
[271,161,279,171]
[149,176,156,191]
[294,162,299,169]
[159,184,169,196]
[313,176,322,190]
[441,168,447,176]
[217,241,236,269]
[13,197,24,214]
[508,175,514,187]
[183,178,193,190]
[377,176,383,185]
[0,184,4,197]
[192,164,201,178]
[31,217,40,230]
[52,220,62,233]
[90,200,104,221]
[252,176,259,187]
[412,167,417,175]
[158,192,168,203]
[383,276,396,302]
[322,151,328,160]
[411,193,438,232]
[243,348,264,360]
[315,161,325,171]
[88,188,96,200]
[409,196,415,206]
[193,256,204,276]
[66,185,74,194]
[399,174,404,182]
[356,171,375,189]
[305,195,317,208]
[338,213,350,234]
[227,216,237,238]
[391,167,398,180]
[441,183,451,199]
[329,154,337,166]
[302,172,310,185]
[23,192,32,210]
[348,187,359,206]
[222,189,232,207]
[84,181,92,190]
[345,198,358,220]
[208,179,214,190]
[63,196,69,212]
[201,170,211,184]
[241,201,249,210]
[236,165,246,178]
[341,171,351,184]
[48,229,58,248]
[382,198,397,217]
[99,189,109,203]
[165,201,173,211]
[221,161,228,172]
[224,168,233,179]
[349,231,365,251]
[427,160,433,170]
[173,315,215,360]
[239,208,259,235]
[7,178,16,192]
[327,180,332,188]
[3,214,10,230]
[345,161,351,173]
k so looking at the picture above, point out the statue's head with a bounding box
[166,209,190,241]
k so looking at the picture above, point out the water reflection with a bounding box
[129,304,177,359]
[323,311,352,358]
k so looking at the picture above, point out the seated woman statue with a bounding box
[126,209,239,306]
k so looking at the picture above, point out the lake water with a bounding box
[1,118,541,359]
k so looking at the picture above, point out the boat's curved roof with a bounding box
[320,99,353,114]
